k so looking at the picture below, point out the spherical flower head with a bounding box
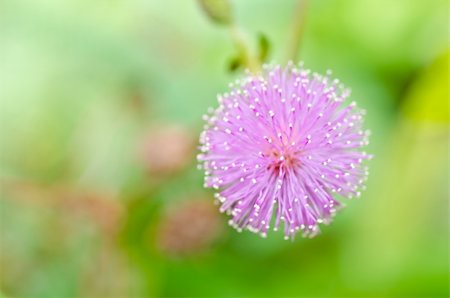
[198,62,371,239]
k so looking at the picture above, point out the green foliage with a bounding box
[402,51,449,123]
[257,32,271,63]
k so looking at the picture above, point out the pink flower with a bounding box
[198,62,371,239]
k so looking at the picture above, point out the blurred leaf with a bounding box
[402,50,449,123]
[198,0,232,25]
[227,55,242,72]
[257,32,270,63]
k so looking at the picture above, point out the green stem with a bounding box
[285,0,309,63]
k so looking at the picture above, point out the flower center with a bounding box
[266,149,299,173]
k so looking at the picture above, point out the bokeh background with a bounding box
[0,0,448,297]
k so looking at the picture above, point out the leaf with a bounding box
[402,51,449,123]
[198,0,232,25]
[227,56,243,72]
[257,33,270,63]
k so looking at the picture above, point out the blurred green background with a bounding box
[0,0,448,297]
